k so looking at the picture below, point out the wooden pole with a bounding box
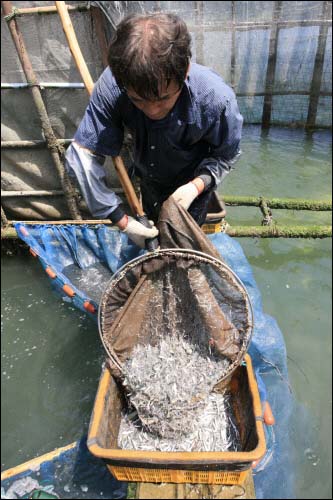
[1,188,124,197]
[55,1,94,95]
[2,4,89,16]
[1,139,72,149]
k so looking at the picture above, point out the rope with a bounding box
[4,6,19,22]
[259,197,274,226]
[1,206,9,229]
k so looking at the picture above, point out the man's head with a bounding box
[108,12,192,120]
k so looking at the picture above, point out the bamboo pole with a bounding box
[1,188,124,197]
[1,190,64,198]
[1,139,73,149]
[1,82,85,88]
[55,1,94,95]
[2,0,81,220]
[2,4,89,17]
[2,224,331,240]
[55,1,146,218]
[222,195,332,211]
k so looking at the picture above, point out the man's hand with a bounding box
[118,215,159,249]
[171,178,205,210]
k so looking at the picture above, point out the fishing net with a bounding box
[98,197,253,387]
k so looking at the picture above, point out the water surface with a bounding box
[1,126,332,498]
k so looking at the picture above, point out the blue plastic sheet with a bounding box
[14,222,295,498]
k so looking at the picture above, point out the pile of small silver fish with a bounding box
[118,392,240,452]
[119,334,239,451]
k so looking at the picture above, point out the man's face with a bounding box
[126,79,184,121]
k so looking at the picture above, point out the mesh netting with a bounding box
[99,248,252,383]
[98,198,252,383]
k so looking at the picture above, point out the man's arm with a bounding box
[171,95,243,210]
[65,69,158,248]
[65,141,126,223]
[194,94,243,187]
[65,142,158,247]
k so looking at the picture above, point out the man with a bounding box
[65,12,243,248]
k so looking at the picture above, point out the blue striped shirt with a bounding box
[67,63,243,219]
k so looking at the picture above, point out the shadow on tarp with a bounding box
[1,436,127,499]
[14,222,298,499]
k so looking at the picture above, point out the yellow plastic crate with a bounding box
[108,467,249,485]
[202,222,222,234]
[87,354,266,485]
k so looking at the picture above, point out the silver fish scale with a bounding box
[122,334,231,440]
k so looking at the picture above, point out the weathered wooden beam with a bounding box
[2,3,89,17]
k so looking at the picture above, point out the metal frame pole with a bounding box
[262,1,283,128]
[306,1,331,128]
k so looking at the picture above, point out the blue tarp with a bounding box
[14,222,296,499]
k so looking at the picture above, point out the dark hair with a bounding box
[107,12,192,99]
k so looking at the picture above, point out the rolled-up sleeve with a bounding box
[74,69,124,157]
[66,68,126,222]
[195,95,243,187]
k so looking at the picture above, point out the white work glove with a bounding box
[171,182,199,210]
[122,216,159,249]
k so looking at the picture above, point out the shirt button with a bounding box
[150,145,155,150]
